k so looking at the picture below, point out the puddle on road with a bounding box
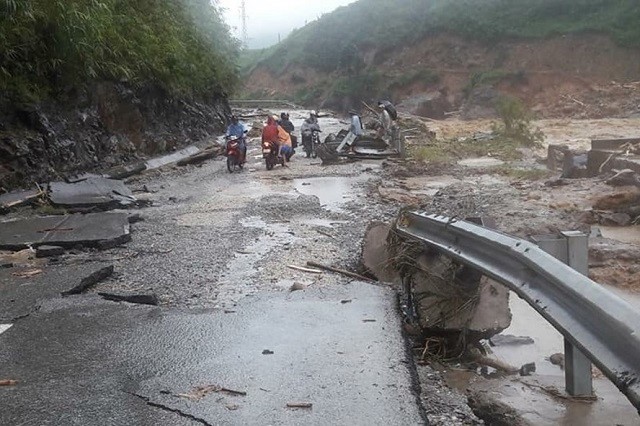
[490,295,564,376]
[598,225,640,245]
[293,175,369,213]
[213,217,297,307]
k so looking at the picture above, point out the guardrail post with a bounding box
[534,232,594,397]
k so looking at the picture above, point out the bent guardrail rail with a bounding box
[395,212,640,410]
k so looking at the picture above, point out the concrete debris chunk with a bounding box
[98,292,159,306]
[61,265,114,296]
[35,245,65,258]
[49,177,136,209]
[0,212,131,250]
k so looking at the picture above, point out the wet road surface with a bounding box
[0,112,425,424]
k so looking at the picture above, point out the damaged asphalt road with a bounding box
[0,118,428,425]
[0,283,422,425]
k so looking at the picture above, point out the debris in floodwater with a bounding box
[363,319,377,323]
[0,380,18,386]
[286,402,313,409]
[225,404,240,411]
[61,265,114,296]
[176,385,247,401]
[98,292,159,306]
[489,334,535,347]
[262,349,274,355]
[340,299,352,304]
[549,353,565,369]
[519,362,536,376]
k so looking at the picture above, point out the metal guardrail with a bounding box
[229,99,303,109]
[395,212,640,410]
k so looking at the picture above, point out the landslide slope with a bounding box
[242,0,640,118]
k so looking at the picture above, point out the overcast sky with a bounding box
[217,0,356,49]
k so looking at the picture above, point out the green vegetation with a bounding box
[246,0,640,74]
[0,0,240,102]
[492,96,544,147]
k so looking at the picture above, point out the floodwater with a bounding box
[444,291,640,425]
[598,225,640,245]
[293,175,369,213]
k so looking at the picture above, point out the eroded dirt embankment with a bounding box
[0,83,230,191]
[244,33,640,119]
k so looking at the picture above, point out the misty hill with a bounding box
[242,0,640,118]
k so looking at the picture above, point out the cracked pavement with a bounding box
[0,111,426,425]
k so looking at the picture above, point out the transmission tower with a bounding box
[240,0,248,48]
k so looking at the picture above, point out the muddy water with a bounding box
[599,225,640,245]
[293,175,369,213]
[456,290,640,425]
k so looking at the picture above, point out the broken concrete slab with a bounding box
[0,212,131,250]
[35,245,65,258]
[98,292,158,306]
[408,252,511,338]
[176,147,221,167]
[62,265,114,296]
[48,177,136,209]
[0,189,41,210]
[145,145,200,170]
[105,162,147,180]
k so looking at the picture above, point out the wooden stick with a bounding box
[0,380,18,386]
[287,264,323,274]
[286,402,313,409]
[306,261,376,282]
[316,229,336,240]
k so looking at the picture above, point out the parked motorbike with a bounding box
[262,140,284,170]
[225,135,245,173]
[302,130,321,159]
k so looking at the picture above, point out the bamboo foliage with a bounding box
[0,0,240,101]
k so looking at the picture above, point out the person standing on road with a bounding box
[377,102,392,140]
[337,109,363,152]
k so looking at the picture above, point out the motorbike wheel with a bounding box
[305,147,310,158]
[227,156,235,173]
[311,144,318,159]
[265,156,274,170]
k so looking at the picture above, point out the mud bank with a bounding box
[0,82,230,191]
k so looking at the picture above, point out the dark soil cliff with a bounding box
[0,83,229,191]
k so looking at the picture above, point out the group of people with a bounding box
[261,112,298,161]
[224,100,397,164]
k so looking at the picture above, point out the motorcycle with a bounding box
[302,130,321,159]
[262,139,285,170]
[225,135,245,173]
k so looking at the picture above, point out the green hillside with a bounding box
[0,0,240,102]
[247,0,640,75]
